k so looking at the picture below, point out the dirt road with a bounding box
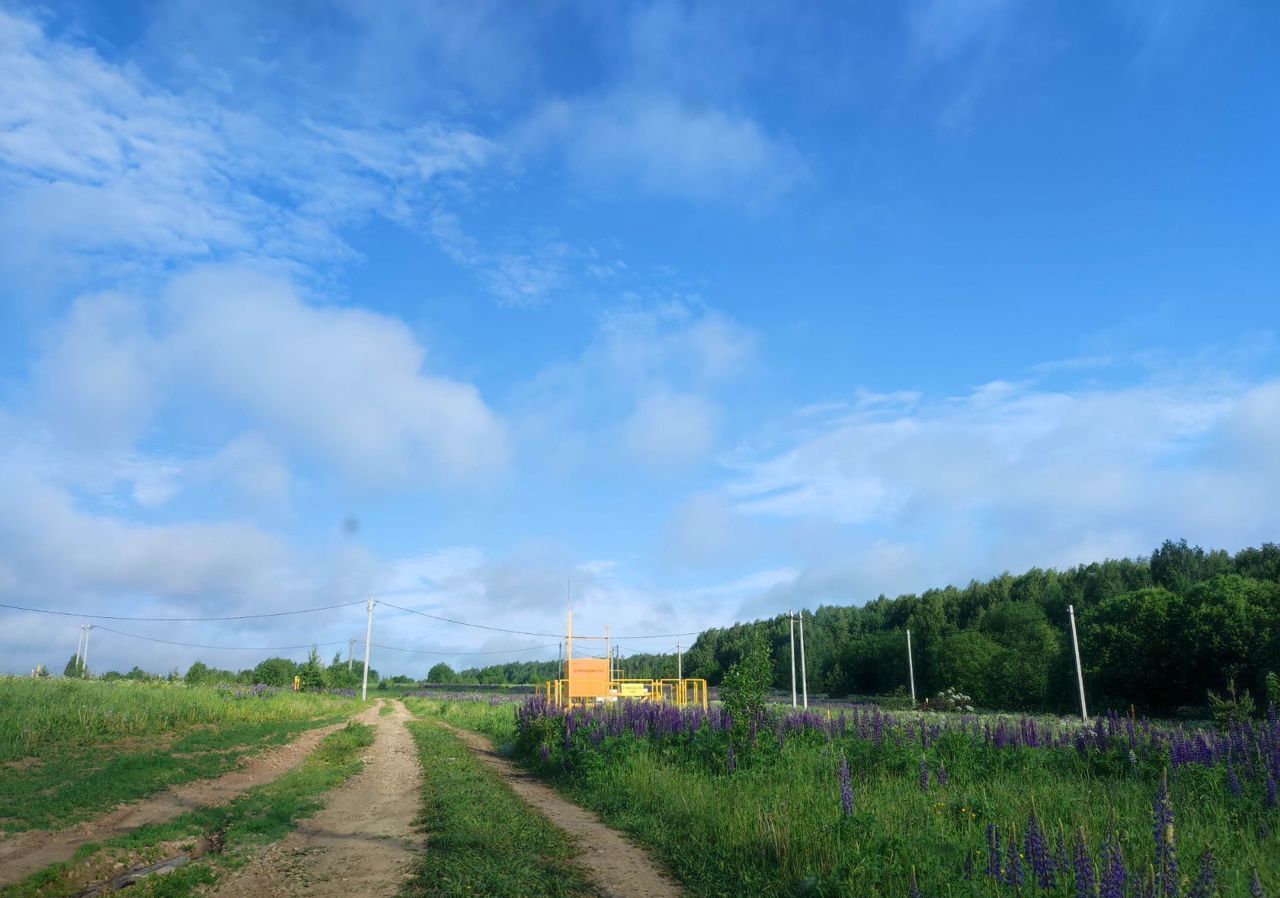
[442,722,683,898]
[206,700,423,898]
[0,707,376,887]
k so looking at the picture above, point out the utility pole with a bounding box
[348,638,355,672]
[74,625,85,676]
[906,628,916,705]
[789,611,797,708]
[1068,604,1089,722]
[557,639,563,680]
[82,625,92,678]
[798,609,809,709]
[676,641,682,681]
[361,598,375,702]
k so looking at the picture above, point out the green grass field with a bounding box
[0,721,375,898]
[0,678,358,831]
[416,698,1280,898]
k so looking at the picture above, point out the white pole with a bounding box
[789,612,797,708]
[1068,604,1089,722]
[676,641,682,681]
[348,638,355,672]
[82,625,92,678]
[74,625,85,675]
[906,628,915,705]
[361,598,375,702]
[798,610,809,709]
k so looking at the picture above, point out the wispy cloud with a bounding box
[519,92,804,204]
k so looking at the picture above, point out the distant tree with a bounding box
[185,661,211,686]
[1082,588,1189,711]
[298,648,328,690]
[427,662,456,684]
[124,666,152,681]
[63,654,86,679]
[252,657,298,687]
[720,632,773,722]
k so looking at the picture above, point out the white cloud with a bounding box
[622,392,717,468]
[722,370,1280,609]
[34,292,158,450]
[521,92,802,203]
[162,267,510,487]
[0,8,499,294]
[516,301,755,472]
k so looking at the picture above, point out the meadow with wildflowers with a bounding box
[418,696,1279,898]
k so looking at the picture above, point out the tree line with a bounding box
[683,540,1280,714]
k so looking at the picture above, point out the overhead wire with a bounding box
[0,599,366,622]
[87,625,562,658]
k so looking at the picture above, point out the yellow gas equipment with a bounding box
[541,611,707,709]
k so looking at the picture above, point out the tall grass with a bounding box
[426,698,1280,897]
[0,678,356,760]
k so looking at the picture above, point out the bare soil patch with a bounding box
[206,700,422,898]
[441,722,683,898]
[0,707,372,887]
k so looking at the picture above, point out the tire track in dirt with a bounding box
[441,722,683,898]
[205,699,422,898]
[0,705,377,887]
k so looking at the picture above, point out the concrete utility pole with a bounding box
[789,612,797,708]
[798,610,809,709]
[74,625,85,675]
[361,598,375,702]
[1068,604,1089,722]
[348,638,355,672]
[906,628,916,705]
[82,625,92,678]
[676,641,682,681]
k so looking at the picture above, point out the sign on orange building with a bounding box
[567,658,609,698]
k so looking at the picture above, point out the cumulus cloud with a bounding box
[720,370,1280,612]
[516,300,755,472]
[30,267,509,492]
[162,268,509,486]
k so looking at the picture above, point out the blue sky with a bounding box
[1,0,1278,677]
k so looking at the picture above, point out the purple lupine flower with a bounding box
[1228,764,1242,797]
[1055,830,1070,879]
[937,760,948,786]
[539,743,551,764]
[1252,871,1267,898]
[1005,832,1024,890]
[909,871,922,898]
[1267,773,1277,809]
[963,850,974,881]
[839,751,854,816]
[1188,849,1215,898]
[1101,825,1127,898]
[919,756,930,792]
[727,743,736,773]
[1026,811,1054,890]
[1073,829,1097,898]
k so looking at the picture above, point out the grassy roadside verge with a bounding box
[0,716,349,832]
[402,717,592,898]
[0,722,375,898]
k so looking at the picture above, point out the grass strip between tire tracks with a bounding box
[402,719,594,898]
[0,722,375,898]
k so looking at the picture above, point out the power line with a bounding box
[377,600,563,637]
[93,626,350,651]
[90,625,561,659]
[0,600,366,622]
[376,600,701,640]
[372,641,559,657]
